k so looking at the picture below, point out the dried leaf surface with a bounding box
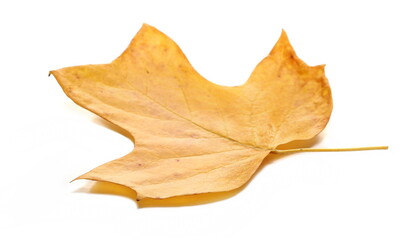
[51,24,332,199]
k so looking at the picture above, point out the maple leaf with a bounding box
[50,24,332,200]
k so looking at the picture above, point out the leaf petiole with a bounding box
[272,146,388,154]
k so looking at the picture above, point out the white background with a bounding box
[1,0,410,239]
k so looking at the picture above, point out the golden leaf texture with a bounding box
[51,24,332,200]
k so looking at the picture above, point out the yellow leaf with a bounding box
[50,24,332,200]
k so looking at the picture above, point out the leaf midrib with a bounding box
[103,82,269,152]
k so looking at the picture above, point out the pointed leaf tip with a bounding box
[270,29,295,56]
[280,29,289,40]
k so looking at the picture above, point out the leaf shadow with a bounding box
[74,181,139,207]
[92,117,134,143]
[76,117,322,208]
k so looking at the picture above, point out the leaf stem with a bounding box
[272,146,388,154]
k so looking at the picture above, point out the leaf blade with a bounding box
[51,24,332,199]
